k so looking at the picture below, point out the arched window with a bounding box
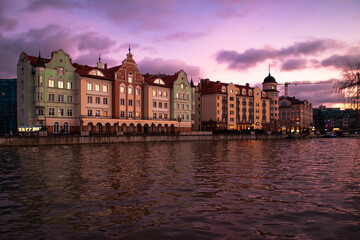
[89,69,104,77]
[154,78,165,85]
[128,72,133,83]
[63,122,69,133]
[54,122,59,133]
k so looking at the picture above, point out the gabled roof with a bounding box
[72,63,114,81]
[143,72,179,88]
[22,52,50,65]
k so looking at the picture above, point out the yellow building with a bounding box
[262,73,280,132]
[195,79,270,131]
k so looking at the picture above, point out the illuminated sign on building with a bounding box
[18,126,42,132]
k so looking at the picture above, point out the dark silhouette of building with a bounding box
[0,79,17,135]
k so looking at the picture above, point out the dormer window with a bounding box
[89,69,104,77]
[128,72,133,83]
[242,90,246,95]
[154,78,165,85]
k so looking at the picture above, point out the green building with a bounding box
[17,49,79,134]
[170,70,192,122]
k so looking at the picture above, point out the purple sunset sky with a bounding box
[1,0,359,108]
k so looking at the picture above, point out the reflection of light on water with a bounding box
[0,139,360,239]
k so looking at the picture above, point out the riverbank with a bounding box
[0,132,320,147]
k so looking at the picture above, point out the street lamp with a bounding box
[178,117,182,135]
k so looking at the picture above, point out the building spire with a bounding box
[268,64,271,76]
[35,50,45,67]
[129,44,131,54]
[98,54,101,63]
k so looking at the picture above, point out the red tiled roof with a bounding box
[23,52,50,65]
[143,72,179,88]
[23,51,116,81]
[199,79,254,96]
[72,63,114,81]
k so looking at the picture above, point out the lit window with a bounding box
[128,87,133,94]
[128,111,133,118]
[128,72,133,83]
[154,78,165,85]
[58,68,64,75]
[67,82,72,89]
[153,90,157,97]
[49,79,54,88]
[181,83,184,89]
[58,108,64,116]
[136,88,141,95]
[87,83,93,91]
[120,86,125,93]
[103,85,108,92]
[95,84,100,92]
[58,80,64,88]
[159,91,162,97]
[103,111,108,117]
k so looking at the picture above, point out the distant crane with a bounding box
[278,80,333,97]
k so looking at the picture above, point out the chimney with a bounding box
[104,63,107,71]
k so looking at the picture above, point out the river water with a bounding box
[0,138,359,240]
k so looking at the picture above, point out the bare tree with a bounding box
[334,58,360,128]
[334,58,360,110]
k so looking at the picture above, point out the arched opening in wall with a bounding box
[151,123,156,134]
[105,123,111,134]
[170,124,175,134]
[114,123,119,133]
[164,124,169,134]
[129,123,135,134]
[87,122,93,133]
[121,123,127,132]
[137,123,142,134]
[54,122,60,134]
[158,124,162,134]
[63,122,69,133]
[144,124,149,134]
[96,123,102,134]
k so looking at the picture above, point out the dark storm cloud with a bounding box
[138,57,201,76]
[281,59,308,71]
[0,1,18,31]
[0,24,76,77]
[321,54,358,69]
[216,39,342,71]
[76,32,116,52]
[0,24,119,77]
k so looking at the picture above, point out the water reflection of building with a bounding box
[0,78,17,135]
[313,105,357,131]
[279,96,313,133]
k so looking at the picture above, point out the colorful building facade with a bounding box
[195,79,271,131]
[17,49,191,135]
